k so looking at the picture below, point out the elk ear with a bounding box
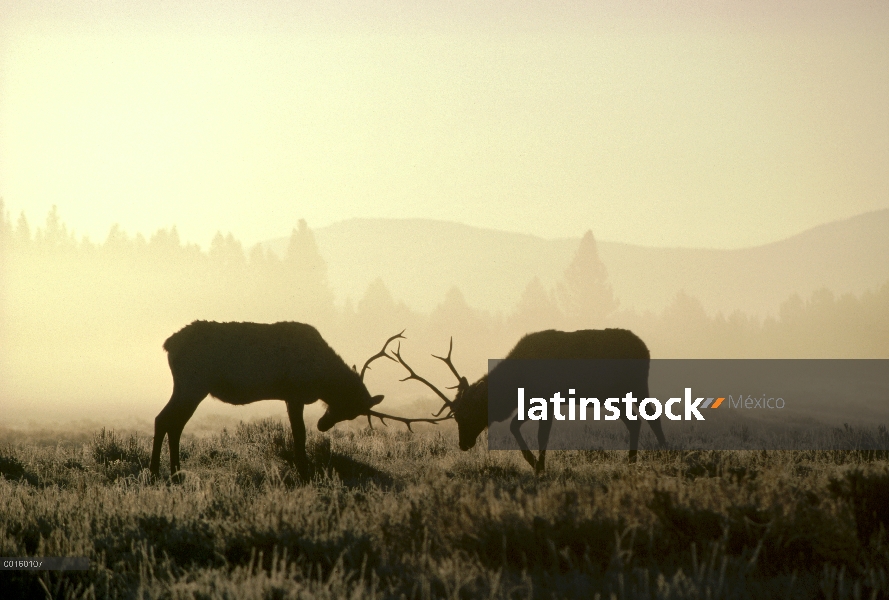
[370,394,384,407]
[352,364,358,373]
[459,376,469,390]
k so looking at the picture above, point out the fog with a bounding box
[1,208,886,427]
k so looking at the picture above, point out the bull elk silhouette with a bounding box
[149,321,439,480]
[393,329,668,472]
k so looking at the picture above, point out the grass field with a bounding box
[1,419,888,599]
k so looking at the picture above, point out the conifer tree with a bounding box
[558,230,618,329]
[285,219,334,321]
[509,276,563,334]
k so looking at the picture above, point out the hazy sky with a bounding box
[1,1,887,249]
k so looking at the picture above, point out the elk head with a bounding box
[315,332,401,432]
[391,338,487,450]
[450,376,488,451]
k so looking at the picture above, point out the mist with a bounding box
[1,204,886,427]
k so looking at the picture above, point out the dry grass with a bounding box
[1,420,888,599]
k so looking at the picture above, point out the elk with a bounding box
[149,321,437,480]
[393,329,668,472]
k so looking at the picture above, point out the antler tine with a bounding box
[367,409,453,432]
[391,342,455,408]
[359,330,405,381]
[431,403,453,418]
[431,337,463,383]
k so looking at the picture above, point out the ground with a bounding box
[0,419,887,599]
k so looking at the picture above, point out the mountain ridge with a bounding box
[265,208,889,317]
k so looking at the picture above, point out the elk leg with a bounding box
[168,398,202,479]
[286,401,309,479]
[625,418,641,463]
[509,415,537,471]
[150,400,173,477]
[151,389,180,477]
[151,386,202,480]
[640,381,668,449]
[535,419,553,474]
[648,416,667,448]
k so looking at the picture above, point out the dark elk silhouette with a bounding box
[393,329,668,473]
[150,321,438,480]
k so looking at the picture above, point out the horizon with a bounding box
[7,202,889,254]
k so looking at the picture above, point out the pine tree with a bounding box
[16,212,31,247]
[284,219,334,322]
[558,230,618,329]
[210,231,246,271]
[286,219,327,277]
[42,205,70,249]
[509,276,563,335]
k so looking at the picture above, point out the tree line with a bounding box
[1,201,887,394]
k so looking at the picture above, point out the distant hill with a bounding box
[265,209,889,317]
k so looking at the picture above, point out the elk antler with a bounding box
[432,337,464,384]
[365,409,453,432]
[391,342,455,415]
[430,337,469,416]
[359,330,405,381]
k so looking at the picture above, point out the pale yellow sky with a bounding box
[1,1,887,249]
